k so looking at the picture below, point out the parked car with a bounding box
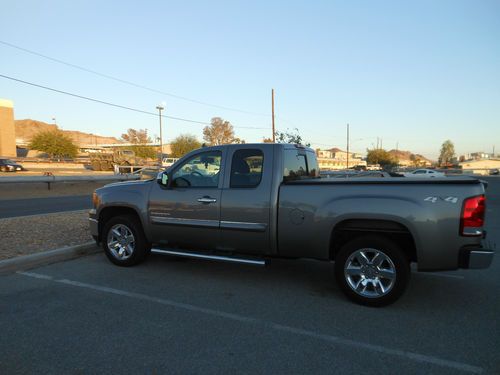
[162,157,179,168]
[0,158,24,172]
[489,168,499,176]
[403,168,445,178]
[89,144,493,307]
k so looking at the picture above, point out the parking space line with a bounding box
[415,272,465,280]
[17,271,483,374]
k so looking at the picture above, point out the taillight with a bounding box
[460,195,485,236]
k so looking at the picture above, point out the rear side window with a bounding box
[230,149,264,188]
[283,150,308,182]
[306,152,319,178]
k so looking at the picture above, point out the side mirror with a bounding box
[157,171,170,187]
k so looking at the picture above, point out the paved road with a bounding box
[0,195,91,218]
[0,178,498,374]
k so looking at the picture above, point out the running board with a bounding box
[151,248,266,266]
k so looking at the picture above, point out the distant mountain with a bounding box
[15,119,121,146]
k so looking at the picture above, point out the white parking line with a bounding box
[415,272,465,280]
[17,271,483,374]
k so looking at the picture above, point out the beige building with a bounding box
[0,99,16,157]
[459,159,500,175]
[316,148,366,170]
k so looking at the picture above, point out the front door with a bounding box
[149,149,224,250]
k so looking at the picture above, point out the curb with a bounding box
[0,242,101,275]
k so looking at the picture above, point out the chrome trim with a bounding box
[197,197,217,204]
[462,227,483,236]
[151,248,265,265]
[150,216,219,228]
[469,250,494,269]
[220,220,267,232]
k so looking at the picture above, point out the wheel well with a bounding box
[98,206,142,241]
[330,219,417,263]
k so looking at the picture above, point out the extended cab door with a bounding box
[148,148,224,250]
[219,144,274,254]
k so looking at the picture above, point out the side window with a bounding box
[230,149,264,188]
[283,150,308,182]
[172,151,221,188]
[306,152,320,178]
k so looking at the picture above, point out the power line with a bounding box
[0,74,270,130]
[0,40,269,116]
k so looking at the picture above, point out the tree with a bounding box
[203,117,235,145]
[121,128,156,159]
[121,128,151,144]
[366,148,398,169]
[29,130,78,159]
[170,134,202,158]
[438,140,455,166]
[275,128,310,147]
[129,145,157,159]
[262,137,273,143]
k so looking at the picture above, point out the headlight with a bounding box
[92,192,101,208]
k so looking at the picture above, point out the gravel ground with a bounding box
[0,210,92,260]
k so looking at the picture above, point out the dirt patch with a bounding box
[0,210,93,260]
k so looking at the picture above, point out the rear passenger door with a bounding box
[219,145,273,255]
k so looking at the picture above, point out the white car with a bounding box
[162,157,179,168]
[404,169,445,178]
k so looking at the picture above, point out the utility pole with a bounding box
[271,89,275,142]
[346,123,350,170]
[156,104,165,166]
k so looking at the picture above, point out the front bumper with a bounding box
[89,209,99,240]
[459,246,494,269]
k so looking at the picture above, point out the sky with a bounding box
[0,0,499,159]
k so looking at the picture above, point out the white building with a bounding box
[316,148,366,170]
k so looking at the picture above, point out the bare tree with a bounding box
[121,129,151,144]
[202,117,235,145]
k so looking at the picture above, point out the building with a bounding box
[459,159,500,175]
[316,148,366,170]
[0,99,16,157]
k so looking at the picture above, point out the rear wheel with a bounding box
[102,215,150,266]
[335,235,410,307]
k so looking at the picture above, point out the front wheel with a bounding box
[102,215,150,266]
[335,235,410,307]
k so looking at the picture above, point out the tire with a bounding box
[334,235,410,307]
[102,214,150,267]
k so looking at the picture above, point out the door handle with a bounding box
[197,197,217,204]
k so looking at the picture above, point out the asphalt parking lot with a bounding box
[1,177,499,374]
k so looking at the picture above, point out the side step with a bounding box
[151,248,266,266]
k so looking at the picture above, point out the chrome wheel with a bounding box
[107,224,135,260]
[344,248,396,298]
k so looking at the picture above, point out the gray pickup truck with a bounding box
[89,143,494,306]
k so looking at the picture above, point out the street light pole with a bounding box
[156,104,165,166]
[346,123,350,170]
